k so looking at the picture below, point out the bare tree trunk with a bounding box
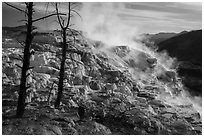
[55,29,67,108]
[5,2,68,117]
[16,2,33,117]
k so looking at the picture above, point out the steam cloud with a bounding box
[76,2,202,116]
[77,2,139,47]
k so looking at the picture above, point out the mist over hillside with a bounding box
[2,2,202,135]
[157,30,202,96]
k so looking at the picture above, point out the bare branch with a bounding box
[28,66,34,70]
[25,85,31,90]
[60,16,65,26]
[68,24,75,27]
[44,2,51,15]
[65,2,71,29]
[17,19,28,23]
[32,13,66,23]
[55,3,63,29]
[70,2,81,9]
[26,73,30,78]
[16,64,22,69]
[19,55,23,60]
[16,39,25,47]
[25,2,29,6]
[13,57,23,62]
[70,56,84,65]
[71,4,80,10]
[5,2,27,15]
[71,9,82,21]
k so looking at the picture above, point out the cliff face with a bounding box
[2,30,202,135]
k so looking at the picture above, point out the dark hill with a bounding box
[157,30,202,96]
[157,30,202,65]
[148,32,177,44]
[2,25,56,45]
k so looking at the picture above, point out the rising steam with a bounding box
[76,2,202,116]
[77,3,140,47]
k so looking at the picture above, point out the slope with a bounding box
[157,30,202,96]
[2,29,202,135]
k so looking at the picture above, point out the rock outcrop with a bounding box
[2,30,202,135]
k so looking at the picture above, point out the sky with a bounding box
[2,2,202,34]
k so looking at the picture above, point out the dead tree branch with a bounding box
[5,2,28,15]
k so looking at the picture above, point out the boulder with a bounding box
[89,81,101,90]
[157,70,176,83]
[146,57,157,68]
[75,121,111,135]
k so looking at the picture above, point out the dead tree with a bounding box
[16,2,33,117]
[54,2,82,108]
[5,2,66,117]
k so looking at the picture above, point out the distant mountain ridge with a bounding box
[2,25,56,46]
[144,31,189,44]
[157,30,202,65]
[145,32,177,44]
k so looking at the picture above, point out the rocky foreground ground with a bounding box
[2,33,202,135]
